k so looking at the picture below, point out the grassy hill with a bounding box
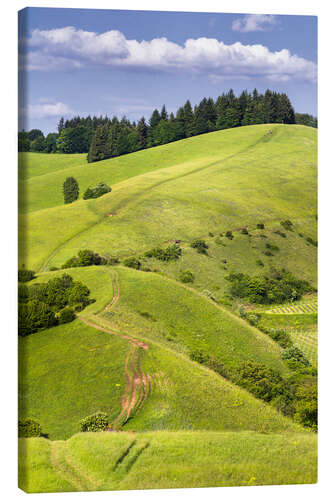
[19,124,317,279]
[18,124,317,491]
[19,430,317,493]
[20,265,302,439]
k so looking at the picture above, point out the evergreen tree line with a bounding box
[18,89,317,158]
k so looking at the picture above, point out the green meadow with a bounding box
[19,431,317,493]
[18,124,317,491]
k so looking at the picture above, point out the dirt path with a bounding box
[78,270,151,429]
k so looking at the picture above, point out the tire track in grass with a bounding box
[50,441,89,492]
[78,271,152,429]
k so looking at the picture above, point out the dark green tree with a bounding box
[63,177,79,204]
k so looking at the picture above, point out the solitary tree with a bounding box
[63,177,79,204]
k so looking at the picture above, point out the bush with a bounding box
[145,244,181,262]
[256,259,264,267]
[208,232,214,237]
[58,308,76,324]
[83,182,111,200]
[241,228,248,235]
[282,346,310,368]
[257,223,265,229]
[63,177,79,204]
[215,237,224,246]
[225,231,234,240]
[62,249,107,269]
[49,266,59,271]
[18,419,42,438]
[294,383,317,430]
[190,239,208,254]
[18,300,57,337]
[179,270,194,283]
[280,220,293,231]
[18,269,35,283]
[225,269,312,304]
[190,349,209,364]
[123,257,141,269]
[18,284,29,303]
[235,360,291,403]
[79,412,109,432]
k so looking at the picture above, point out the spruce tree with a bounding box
[183,100,195,137]
[63,177,79,204]
[136,117,148,149]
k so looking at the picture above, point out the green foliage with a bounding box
[294,383,317,430]
[190,239,208,254]
[123,257,141,269]
[282,346,310,368]
[83,182,111,199]
[144,244,181,262]
[18,419,42,438]
[241,228,248,235]
[79,412,109,432]
[63,177,79,204]
[179,270,194,283]
[256,259,264,267]
[62,249,107,269]
[58,308,76,324]
[257,223,265,229]
[225,269,312,304]
[235,360,291,405]
[190,349,209,364]
[225,231,234,240]
[18,269,35,282]
[18,273,92,336]
[266,242,279,252]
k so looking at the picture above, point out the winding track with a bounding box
[78,270,151,429]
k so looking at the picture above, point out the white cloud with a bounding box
[20,102,74,119]
[20,26,317,83]
[232,14,277,33]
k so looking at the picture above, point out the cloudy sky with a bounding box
[18,8,317,134]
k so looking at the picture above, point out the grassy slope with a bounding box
[22,266,301,437]
[18,320,129,440]
[19,125,317,286]
[19,430,317,493]
[19,125,265,213]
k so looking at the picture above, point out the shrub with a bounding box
[282,346,310,368]
[18,419,42,438]
[58,308,76,324]
[225,231,234,240]
[235,360,291,403]
[241,228,248,235]
[298,233,303,238]
[246,313,261,326]
[264,250,273,256]
[208,232,214,237]
[83,182,111,200]
[190,349,209,364]
[49,266,59,271]
[225,269,312,304]
[79,412,109,432]
[18,269,35,283]
[294,383,317,430]
[179,270,194,283]
[63,177,79,204]
[190,239,208,254]
[18,300,57,337]
[144,244,181,262]
[123,257,141,269]
[238,304,246,319]
[280,220,293,231]
[62,249,107,269]
[257,223,265,229]
[256,259,264,267]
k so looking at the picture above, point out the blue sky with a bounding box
[18,8,317,134]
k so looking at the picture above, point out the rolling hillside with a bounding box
[18,124,318,491]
